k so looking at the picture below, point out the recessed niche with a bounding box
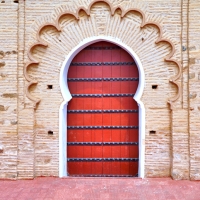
[152,85,158,89]
[149,130,156,135]
[1,1,5,3]
[47,85,53,89]
[13,0,18,3]
[48,131,53,135]
[182,46,186,51]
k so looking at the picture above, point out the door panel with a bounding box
[67,41,139,177]
[68,146,138,158]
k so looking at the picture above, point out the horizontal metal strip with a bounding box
[103,109,138,113]
[71,94,135,97]
[103,94,134,97]
[68,158,139,162]
[68,78,102,81]
[72,94,102,97]
[68,110,102,113]
[67,126,138,129]
[67,78,139,82]
[67,109,138,113]
[70,174,138,177]
[70,62,136,66]
[103,78,139,81]
[67,142,138,146]
[84,46,122,50]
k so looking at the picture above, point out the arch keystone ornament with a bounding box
[24,0,182,178]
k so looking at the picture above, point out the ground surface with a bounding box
[0,177,200,200]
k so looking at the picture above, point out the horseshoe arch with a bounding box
[24,0,182,178]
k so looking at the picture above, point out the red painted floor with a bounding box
[0,177,200,200]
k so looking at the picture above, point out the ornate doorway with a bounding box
[67,41,139,177]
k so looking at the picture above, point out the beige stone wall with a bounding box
[189,0,200,180]
[0,1,18,179]
[0,0,199,180]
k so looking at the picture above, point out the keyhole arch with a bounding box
[59,36,145,178]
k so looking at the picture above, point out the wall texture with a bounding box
[0,0,199,180]
[0,1,18,179]
[188,0,200,180]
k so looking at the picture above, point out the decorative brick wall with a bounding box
[0,0,199,180]
[0,1,18,179]
[188,0,200,180]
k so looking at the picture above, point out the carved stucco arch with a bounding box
[24,0,182,178]
[24,0,181,109]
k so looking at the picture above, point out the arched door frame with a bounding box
[59,36,145,178]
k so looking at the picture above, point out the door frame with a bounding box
[59,36,145,178]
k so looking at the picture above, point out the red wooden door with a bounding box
[67,41,139,177]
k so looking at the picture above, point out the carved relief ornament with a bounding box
[24,0,181,109]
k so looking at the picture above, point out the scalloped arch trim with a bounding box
[24,0,181,109]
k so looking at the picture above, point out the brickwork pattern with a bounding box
[27,1,178,178]
[0,2,18,179]
[188,0,200,180]
[0,0,198,180]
